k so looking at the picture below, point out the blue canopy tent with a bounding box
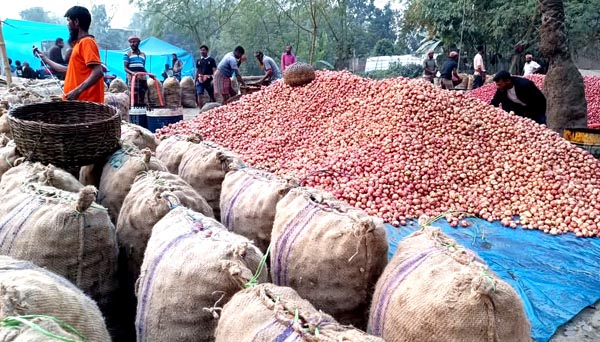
[101,37,195,81]
[1,19,69,71]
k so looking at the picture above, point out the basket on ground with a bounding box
[283,62,316,87]
[8,101,121,169]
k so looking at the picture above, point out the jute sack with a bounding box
[105,92,130,121]
[98,147,168,223]
[0,162,83,196]
[0,256,110,342]
[121,121,160,152]
[108,78,129,94]
[147,78,163,107]
[0,316,86,342]
[180,76,197,108]
[0,185,118,315]
[216,283,383,342]
[0,136,19,178]
[136,206,267,342]
[155,133,203,174]
[367,226,530,342]
[271,187,388,329]
[220,168,297,252]
[178,141,245,219]
[0,109,10,137]
[118,170,214,280]
[162,77,181,108]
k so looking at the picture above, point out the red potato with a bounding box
[157,71,600,237]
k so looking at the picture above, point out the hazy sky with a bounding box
[2,0,397,30]
[2,0,138,29]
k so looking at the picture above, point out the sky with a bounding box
[2,0,398,30]
[2,0,138,29]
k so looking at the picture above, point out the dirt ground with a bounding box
[551,301,600,341]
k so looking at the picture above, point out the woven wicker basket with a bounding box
[283,62,316,87]
[8,101,121,169]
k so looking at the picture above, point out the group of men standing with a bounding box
[422,47,547,125]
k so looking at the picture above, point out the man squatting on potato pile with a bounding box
[36,6,104,103]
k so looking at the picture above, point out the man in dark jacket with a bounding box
[491,70,546,124]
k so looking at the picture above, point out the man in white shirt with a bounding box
[472,45,486,89]
[523,54,541,76]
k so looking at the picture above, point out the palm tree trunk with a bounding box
[539,0,587,134]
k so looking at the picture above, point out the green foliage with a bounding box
[364,62,424,79]
[372,39,396,56]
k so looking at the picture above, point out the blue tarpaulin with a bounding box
[385,219,600,342]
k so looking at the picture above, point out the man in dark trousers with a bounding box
[195,45,217,108]
[491,70,547,124]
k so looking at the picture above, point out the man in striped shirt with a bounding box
[124,36,147,106]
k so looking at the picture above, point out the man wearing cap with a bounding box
[124,36,148,106]
[523,54,541,76]
[422,50,437,83]
[36,6,104,103]
[440,51,461,90]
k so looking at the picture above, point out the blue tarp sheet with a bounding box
[385,220,600,342]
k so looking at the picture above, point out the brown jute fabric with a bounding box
[118,170,214,281]
[0,162,83,196]
[367,226,531,342]
[178,141,245,219]
[104,92,130,121]
[108,78,129,94]
[0,256,110,342]
[0,185,118,322]
[162,77,182,108]
[136,206,267,342]
[121,121,160,152]
[220,168,297,252]
[180,76,197,108]
[0,136,19,179]
[270,187,388,329]
[0,316,85,342]
[155,134,202,174]
[283,62,316,87]
[98,147,168,223]
[0,110,11,138]
[146,78,163,108]
[215,283,384,342]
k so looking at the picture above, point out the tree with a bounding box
[19,7,61,24]
[539,0,587,133]
[372,38,396,56]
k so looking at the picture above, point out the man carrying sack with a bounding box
[123,36,148,107]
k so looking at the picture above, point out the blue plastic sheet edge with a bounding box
[384,218,600,342]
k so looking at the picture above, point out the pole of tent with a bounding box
[0,21,13,87]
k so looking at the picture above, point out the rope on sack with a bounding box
[0,315,87,342]
[244,241,272,289]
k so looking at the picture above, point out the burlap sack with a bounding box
[0,109,10,137]
[162,77,182,108]
[118,170,214,280]
[155,134,203,174]
[0,185,118,316]
[0,162,83,196]
[109,78,129,94]
[0,256,110,342]
[216,283,383,342]
[98,147,168,223]
[136,206,267,342]
[146,78,163,107]
[220,168,297,252]
[180,76,197,108]
[178,141,245,219]
[0,316,86,342]
[105,92,130,121]
[200,102,221,113]
[368,226,530,342]
[121,121,160,152]
[271,187,388,328]
[0,136,19,178]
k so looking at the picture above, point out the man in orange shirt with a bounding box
[37,6,104,103]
